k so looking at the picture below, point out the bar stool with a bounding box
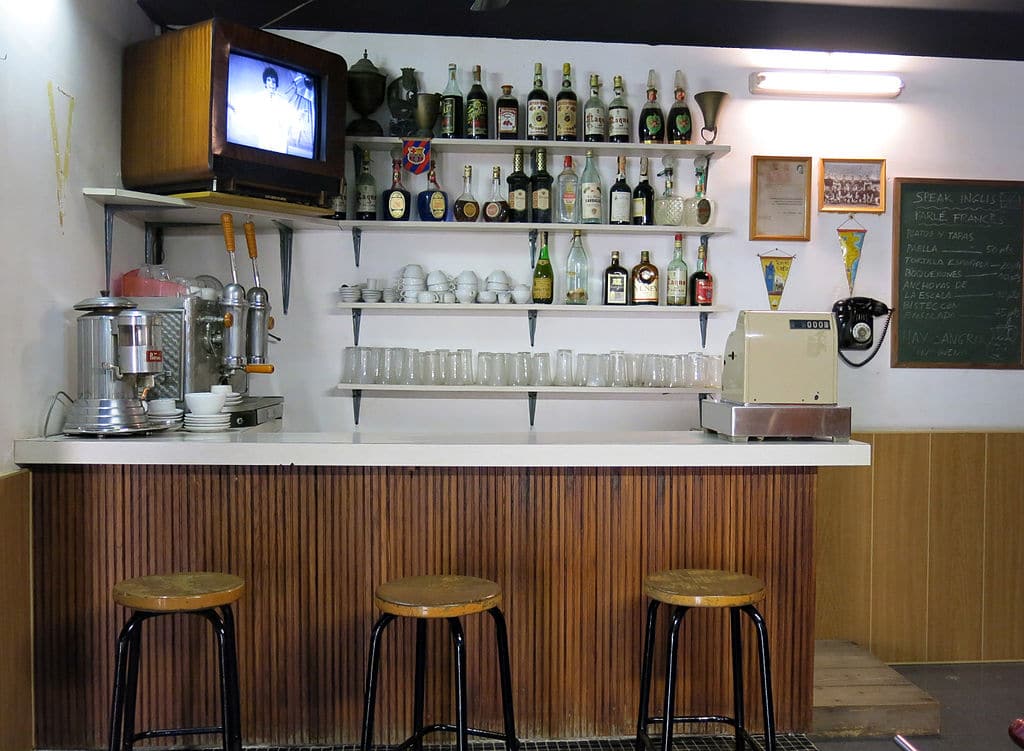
[636,568,777,751]
[360,574,519,751]
[107,572,244,751]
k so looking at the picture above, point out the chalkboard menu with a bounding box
[892,178,1024,368]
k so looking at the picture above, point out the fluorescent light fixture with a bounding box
[749,70,904,99]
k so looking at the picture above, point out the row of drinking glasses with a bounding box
[342,347,723,388]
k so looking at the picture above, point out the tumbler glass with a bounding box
[609,350,629,387]
[553,348,574,386]
[529,352,552,386]
[342,346,360,383]
[509,352,531,387]
[476,352,495,386]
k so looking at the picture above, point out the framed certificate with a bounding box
[750,156,812,241]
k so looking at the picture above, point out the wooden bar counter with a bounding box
[15,429,868,748]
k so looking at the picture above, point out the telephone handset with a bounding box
[832,297,893,366]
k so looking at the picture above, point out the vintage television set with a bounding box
[122,19,347,208]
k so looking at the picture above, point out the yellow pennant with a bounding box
[759,253,795,311]
[48,81,76,229]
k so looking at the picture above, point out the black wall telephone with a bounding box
[833,297,891,351]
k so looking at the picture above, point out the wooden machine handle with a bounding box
[245,364,275,374]
[220,212,236,253]
[243,220,258,259]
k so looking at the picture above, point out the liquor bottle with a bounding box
[454,165,480,222]
[507,147,530,223]
[631,249,659,305]
[466,64,489,139]
[653,166,684,226]
[565,229,589,304]
[440,63,464,138]
[579,149,602,224]
[330,177,347,219]
[355,155,377,221]
[632,155,655,225]
[603,250,629,305]
[556,155,580,224]
[667,69,692,144]
[482,166,509,222]
[555,63,578,141]
[417,161,449,222]
[682,164,716,226]
[666,233,689,306]
[689,241,713,306]
[638,69,665,144]
[526,63,550,140]
[583,74,607,142]
[530,147,553,223]
[496,84,519,139]
[532,231,554,304]
[608,155,632,226]
[381,157,410,220]
[607,75,630,143]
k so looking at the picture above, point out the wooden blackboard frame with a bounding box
[892,177,1024,369]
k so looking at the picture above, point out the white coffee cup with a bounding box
[497,291,513,304]
[512,286,532,304]
[417,291,440,303]
[210,384,232,396]
[365,278,384,290]
[456,270,479,285]
[441,291,457,304]
[456,289,476,304]
[426,270,450,287]
[477,290,497,303]
[402,264,425,278]
[148,397,177,415]
[486,269,510,285]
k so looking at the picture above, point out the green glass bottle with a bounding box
[532,231,554,304]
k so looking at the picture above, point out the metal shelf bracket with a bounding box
[528,391,538,426]
[351,308,362,345]
[351,226,362,267]
[272,220,294,315]
[528,310,538,347]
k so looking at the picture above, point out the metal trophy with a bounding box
[346,50,386,136]
[387,67,419,137]
[694,91,728,145]
[414,93,441,137]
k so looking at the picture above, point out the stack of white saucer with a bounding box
[223,391,242,407]
[339,285,362,303]
[183,412,231,433]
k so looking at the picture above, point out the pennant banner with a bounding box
[837,227,866,296]
[759,253,795,311]
[402,139,431,174]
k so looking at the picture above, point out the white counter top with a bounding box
[14,428,870,468]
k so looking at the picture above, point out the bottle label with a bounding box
[672,111,692,142]
[532,275,553,300]
[440,98,456,135]
[387,192,406,218]
[357,186,375,213]
[697,198,712,225]
[497,105,518,135]
[608,106,629,137]
[632,196,647,220]
[460,201,479,219]
[633,279,658,303]
[533,188,550,211]
[610,192,631,223]
[561,183,577,219]
[466,99,487,136]
[606,274,627,304]
[429,191,447,219]
[510,189,528,211]
[581,182,602,220]
[667,272,687,305]
[643,112,664,139]
[485,201,505,220]
[584,107,606,137]
[555,100,578,138]
[527,100,549,136]
[695,277,714,305]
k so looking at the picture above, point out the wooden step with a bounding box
[812,640,940,738]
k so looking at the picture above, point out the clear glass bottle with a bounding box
[416,160,449,222]
[507,147,530,223]
[608,155,632,226]
[483,165,509,222]
[532,231,554,304]
[355,154,377,221]
[666,233,689,306]
[381,157,410,220]
[440,63,464,138]
[638,69,665,144]
[526,62,550,140]
[583,74,606,142]
[632,155,654,225]
[466,64,489,139]
[579,149,602,224]
[689,241,714,306]
[682,164,716,227]
[607,74,630,143]
[631,249,659,305]
[565,229,589,304]
[603,250,629,305]
[555,63,578,141]
[496,84,519,139]
[530,147,553,223]
[556,155,580,224]
[667,69,692,144]
[653,166,684,226]
[454,165,480,222]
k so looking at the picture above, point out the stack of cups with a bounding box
[398,264,426,303]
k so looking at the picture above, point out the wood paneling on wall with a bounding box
[816,432,1024,663]
[30,465,815,748]
[0,469,33,751]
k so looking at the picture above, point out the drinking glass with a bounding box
[380,347,402,384]
[355,347,379,384]
[435,348,451,385]
[509,352,530,387]
[668,354,686,388]
[476,352,495,386]
[609,350,629,387]
[575,353,590,386]
[626,353,643,386]
[399,348,419,384]
[643,354,668,387]
[490,353,508,386]
[584,354,609,387]
[686,351,707,388]
[553,348,574,386]
[418,350,442,385]
[450,348,474,385]
[529,352,552,386]
[342,346,360,383]
[706,354,724,388]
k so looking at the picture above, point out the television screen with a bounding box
[226,51,318,159]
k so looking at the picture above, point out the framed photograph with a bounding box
[750,156,812,241]
[819,158,886,213]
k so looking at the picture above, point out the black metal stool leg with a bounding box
[448,617,469,751]
[360,612,396,751]
[730,607,746,751]
[108,613,145,751]
[220,605,243,751]
[743,605,777,751]
[201,608,233,751]
[412,618,427,751]
[635,599,660,750]
[488,606,520,751]
[121,614,147,751]
[660,606,688,751]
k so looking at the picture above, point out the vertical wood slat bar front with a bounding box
[30,464,815,748]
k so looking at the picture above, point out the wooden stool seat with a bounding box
[113,572,245,613]
[374,574,501,618]
[643,568,765,609]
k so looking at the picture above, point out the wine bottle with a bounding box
[440,63,464,138]
[653,166,684,226]
[416,161,449,222]
[381,157,410,220]
[631,249,659,305]
[526,63,550,140]
[583,74,607,142]
[565,229,589,304]
[466,64,489,139]
[555,62,578,141]
[355,155,377,221]
[530,147,553,223]
[603,250,629,305]
[638,69,665,144]
[532,231,554,304]
[496,84,519,139]
[608,155,632,226]
[632,155,654,225]
[607,75,630,143]
[454,165,480,222]
[507,147,530,223]
[579,149,602,224]
[667,69,692,144]
[483,166,509,222]
[666,233,689,306]
[556,155,580,224]
[690,241,714,306]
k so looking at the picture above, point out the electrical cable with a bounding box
[839,310,893,368]
[43,390,75,437]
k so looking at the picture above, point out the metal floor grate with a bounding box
[245,736,818,751]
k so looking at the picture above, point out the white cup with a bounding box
[441,291,457,304]
[148,397,177,415]
[426,270,450,287]
[486,269,509,285]
[365,278,384,290]
[417,291,440,303]
[512,287,532,304]
[456,289,477,304]
[477,290,497,303]
[497,291,513,304]
[456,270,479,285]
[210,384,232,396]
[402,264,425,279]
